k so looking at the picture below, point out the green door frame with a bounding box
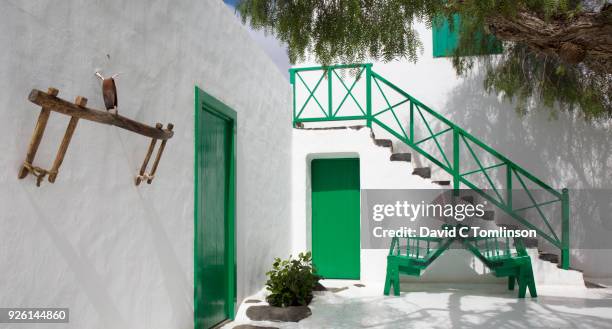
[194,86,237,327]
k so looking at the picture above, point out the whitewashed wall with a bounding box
[294,21,612,279]
[0,1,292,328]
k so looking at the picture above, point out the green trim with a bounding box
[194,86,198,328]
[414,127,452,146]
[461,134,504,204]
[415,104,451,168]
[460,162,505,178]
[513,198,560,213]
[333,67,365,116]
[561,188,570,269]
[194,86,237,327]
[296,71,327,118]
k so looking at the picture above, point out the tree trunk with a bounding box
[486,4,612,74]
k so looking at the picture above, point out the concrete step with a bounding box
[528,249,584,286]
[539,252,559,264]
[390,153,411,162]
[523,238,539,248]
[295,124,367,131]
[412,167,431,179]
[374,139,393,148]
[558,264,584,272]
[480,210,495,221]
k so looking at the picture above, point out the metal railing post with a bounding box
[561,188,570,269]
[366,64,372,127]
[410,102,414,142]
[290,69,296,127]
[453,128,460,196]
[327,68,333,118]
[506,163,512,210]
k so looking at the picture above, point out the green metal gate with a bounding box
[311,158,361,279]
[195,87,236,329]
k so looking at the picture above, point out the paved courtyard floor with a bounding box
[225,279,612,328]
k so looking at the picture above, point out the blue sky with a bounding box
[223,0,291,79]
[224,0,240,6]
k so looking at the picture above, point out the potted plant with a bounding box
[265,251,321,307]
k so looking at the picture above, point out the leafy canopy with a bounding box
[238,0,611,119]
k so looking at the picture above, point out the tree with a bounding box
[237,0,612,119]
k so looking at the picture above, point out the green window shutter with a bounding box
[432,14,503,58]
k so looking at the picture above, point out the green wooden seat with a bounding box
[384,230,454,296]
[383,225,537,298]
[462,235,537,298]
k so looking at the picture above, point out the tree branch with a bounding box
[486,4,612,74]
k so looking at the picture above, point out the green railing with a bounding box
[290,63,570,269]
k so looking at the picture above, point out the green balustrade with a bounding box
[290,63,570,269]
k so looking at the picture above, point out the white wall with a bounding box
[0,1,292,328]
[294,21,612,279]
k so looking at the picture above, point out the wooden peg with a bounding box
[146,123,173,184]
[18,108,51,178]
[74,96,88,107]
[18,88,59,179]
[47,87,59,97]
[135,123,162,186]
[48,96,83,183]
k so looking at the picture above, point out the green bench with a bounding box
[384,226,537,298]
[384,232,454,296]
[462,235,537,298]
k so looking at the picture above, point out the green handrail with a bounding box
[289,63,570,269]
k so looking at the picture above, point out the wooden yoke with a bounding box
[19,88,174,187]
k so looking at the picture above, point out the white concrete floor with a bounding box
[225,279,612,329]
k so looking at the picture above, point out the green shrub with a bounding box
[265,252,321,307]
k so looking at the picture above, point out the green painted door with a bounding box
[311,158,360,279]
[195,88,236,329]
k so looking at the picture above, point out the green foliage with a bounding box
[237,0,580,65]
[481,44,611,119]
[236,0,610,120]
[238,0,444,64]
[265,252,321,307]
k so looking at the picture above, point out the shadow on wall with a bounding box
[442,71,612,190]
[396,69,612,277]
